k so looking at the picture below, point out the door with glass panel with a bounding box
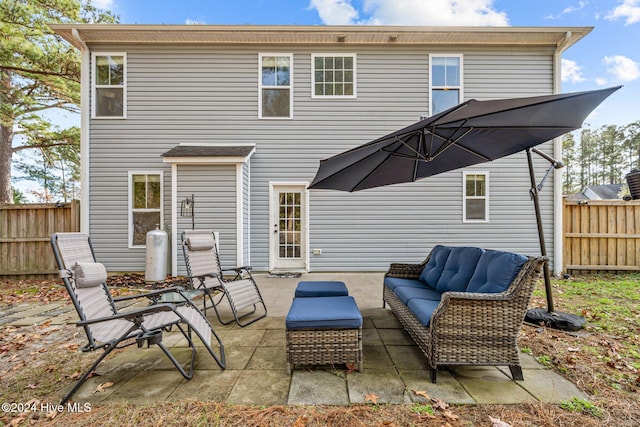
[270,184,307,271]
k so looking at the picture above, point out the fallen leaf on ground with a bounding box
[94,381,114,393]
[412,390,430,400]
[365,393,380,404]
[489,415,512,427]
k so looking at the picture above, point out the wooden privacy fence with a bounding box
[0,201,80,280]
[564,199,640,272]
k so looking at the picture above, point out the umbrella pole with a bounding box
[526,149,555,312]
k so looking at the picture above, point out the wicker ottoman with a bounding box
[285,296,363,374]
[294,281,349,297]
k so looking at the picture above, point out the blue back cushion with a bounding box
[466,250,529,293]
[419,245,452,288]
[435,247,484,292]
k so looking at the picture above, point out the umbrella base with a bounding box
[525,308,586,331]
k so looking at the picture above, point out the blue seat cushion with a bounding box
[286,296,362,329]
[383,277,427,292]
[419,245,452,288]
[407,299,441,327]
[435,247,484,292]
[466,250,529,293]
[295,281,349,297]
[394,286,442,305]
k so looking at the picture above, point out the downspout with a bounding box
[71,29,90,234]
[552,31,573,276]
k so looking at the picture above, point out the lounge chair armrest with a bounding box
[386,263,424,279]
[221,265,252,273]
[76,303,176,326]
[187,272,221,280]
[113,286,187,302]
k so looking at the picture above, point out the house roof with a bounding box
[161,145,255,158]
[584,184,623,200]
[161,144,256,164]
[50,24,591,52]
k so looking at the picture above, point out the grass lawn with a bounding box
[0,273,638,426]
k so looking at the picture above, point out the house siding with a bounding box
[86,43,556,272]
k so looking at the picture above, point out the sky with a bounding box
[87,0,640,128]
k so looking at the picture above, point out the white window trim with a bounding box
[91,52,127,119]
[128,171,164,248]
[258,53,293,119]
[463,171,489,223]
[311,53,357,99]
[428,53,463,116]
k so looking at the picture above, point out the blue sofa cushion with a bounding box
[435,246,484,292]
[286,296,362,329]
[466,250,529,293]
[394,286,442,305]
[419,245,452,288]
[383,277,427,292]
[407,299,441,327]
[295,281,349,297]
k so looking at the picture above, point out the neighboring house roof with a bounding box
[50,24,591,51]
[568,184,623,200]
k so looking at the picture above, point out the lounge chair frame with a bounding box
[181,230,267,327]
[51,232,225,404]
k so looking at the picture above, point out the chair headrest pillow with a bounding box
[186,234,215,251]
[73,262,107,288]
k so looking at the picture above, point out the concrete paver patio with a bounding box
[3,273,588,406]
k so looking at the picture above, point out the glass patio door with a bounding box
[270,184,307,271]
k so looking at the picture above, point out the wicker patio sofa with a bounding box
[383,245,545,383]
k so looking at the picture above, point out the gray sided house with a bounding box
[51,24,590,276]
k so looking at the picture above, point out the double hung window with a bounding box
[129,172,163,247]
[93,53,126,118]
[429,54,462,115]
[259,54,293,118]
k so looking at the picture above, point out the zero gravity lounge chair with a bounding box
[181,230,267,327]
[51,232,225,404]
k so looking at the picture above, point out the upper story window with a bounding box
[312,54,356,98]
[429,54,463,115]
[92,53,126,118]
[129,171,162,247]
[259,54,292,118]
[463,172,489,223]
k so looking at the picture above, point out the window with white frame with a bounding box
[259,54,292,118]
[463,172,489,222]
[92,53,126,118]
[429,54,462,115]
[312,54,356,97]
[129,172,162,247]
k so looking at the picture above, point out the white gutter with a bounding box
[71,29,90,234]
[552,31,573,275]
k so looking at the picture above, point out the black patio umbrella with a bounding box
[309,86,621,325]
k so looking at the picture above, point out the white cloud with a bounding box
[546,1,588,20]
[595,77,608,86]
[90,0,114,9]
[561,59,586,83]
[309,0,359,25]
[603,55,640,81]
[606,0,640,25]
[185,18,206,25]
[309,0,508,26]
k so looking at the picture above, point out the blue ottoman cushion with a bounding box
[295,281,349,297]
[286,296,362,329]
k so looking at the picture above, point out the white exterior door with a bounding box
[270,183,308,272]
